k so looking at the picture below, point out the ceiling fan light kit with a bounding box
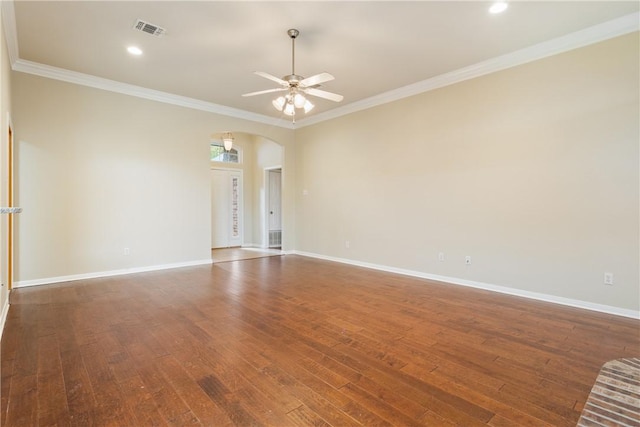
[272,92,315,116]
[243,28,343,123]
[272,96,286,111]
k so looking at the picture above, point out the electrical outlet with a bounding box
[345,241,350,249]
[604,272,614,285]
[438,252,445,262]
[124,247,130,256]
[465,256,472,265]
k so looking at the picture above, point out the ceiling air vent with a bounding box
[133,19,166,37]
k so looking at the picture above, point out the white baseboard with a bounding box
[292,250,639,320]
[13,258,213,289]
[0,295,9,340]
[11,251,638,319]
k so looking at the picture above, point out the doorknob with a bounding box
[270,211,274,214]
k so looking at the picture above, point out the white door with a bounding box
[211,169,242,248]
[267,169,282,248]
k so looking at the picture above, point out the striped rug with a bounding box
[577,358,640,426]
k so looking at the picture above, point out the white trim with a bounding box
[1,4,637,129]
[12,59,295,129]
[296,12,640,128]
[292,250,640,320]
[13,258,213,289]
[0,0,19,66]
[0,296,9,340]
[264,166,283,249]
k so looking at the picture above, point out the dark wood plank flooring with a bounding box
[2,255,638,426]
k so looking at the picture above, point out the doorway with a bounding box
[265,168,282,249]
[211,169,242,248]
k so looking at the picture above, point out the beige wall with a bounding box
[0,5,13,324]
[295,33,639,312]
[13,74,294,283]
[8,31,638,314]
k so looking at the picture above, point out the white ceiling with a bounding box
[5,1,640,127]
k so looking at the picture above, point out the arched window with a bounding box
[210,143,241,164]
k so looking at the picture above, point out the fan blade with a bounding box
[304,87,344,102]
[254,71,288,86]
[242,88,287,97]
[299,72,335,88]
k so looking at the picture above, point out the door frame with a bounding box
[264,166,282,249]
[7,122,13,290]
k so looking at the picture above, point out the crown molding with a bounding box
[296,11,640,128]
[1,0,19,66]
[12,59,294,129]
[3,1,638,130]
[2,0,291,127]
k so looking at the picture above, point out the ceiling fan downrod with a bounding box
[288,29,299,78]
[241,27,343,124]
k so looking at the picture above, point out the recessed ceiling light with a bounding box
[127,46,143,55]
[489,1,508,14]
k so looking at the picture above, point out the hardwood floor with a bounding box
[1,255,638,426]
[212,247,283,263]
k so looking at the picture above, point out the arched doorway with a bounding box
[210,132,284,262]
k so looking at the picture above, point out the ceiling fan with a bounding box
[242,29,343,121]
